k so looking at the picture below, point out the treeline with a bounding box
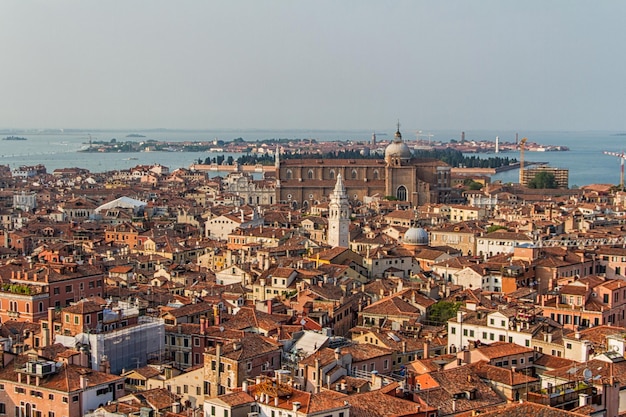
[205,147,517,168]
[413,148,517,168]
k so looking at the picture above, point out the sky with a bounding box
[1,1,625,132]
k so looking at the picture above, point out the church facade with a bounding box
[276,127,452,209]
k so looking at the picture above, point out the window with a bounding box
[74,316,79,325]
[450,327,456,334]
[396,185,407,201]
[72,395,79,402]
[566,343,572,349]
[0,404,5,414]
[66,285,72,293]
[53,287,60,295]
[211,406,215,416]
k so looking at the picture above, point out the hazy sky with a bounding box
[1,1,625,131]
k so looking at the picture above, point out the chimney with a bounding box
[267,299,273,315]
[172,403,181,413]
[315,358,321,394]
[242,380,248,393]
[402,341,407,354]
[213,304,220,325]
[80,374,88,390]
[579,393,590,407]
[371,370,381,389]
[423,339,430,359]
[200,317,206,335]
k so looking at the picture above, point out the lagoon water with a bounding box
[0,129,624,187]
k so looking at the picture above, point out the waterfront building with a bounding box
[521,165,569,189]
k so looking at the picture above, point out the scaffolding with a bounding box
[88,316,164,374]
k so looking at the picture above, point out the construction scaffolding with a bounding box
[56,316,165,375]
[90,316,165,374]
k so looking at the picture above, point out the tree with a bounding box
[486,225,507,233]
[428,301,462,325]
[528,171,558,189]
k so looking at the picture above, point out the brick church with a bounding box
[276,126,452,209]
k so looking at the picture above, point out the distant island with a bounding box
[126,134,146,138]
[2,136,27,141]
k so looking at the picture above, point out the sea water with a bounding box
[0,129,624,187]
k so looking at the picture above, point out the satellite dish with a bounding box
[583,368,592,381]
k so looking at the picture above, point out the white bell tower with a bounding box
[327,173,350,248]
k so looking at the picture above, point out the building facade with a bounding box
[276,127,451,209]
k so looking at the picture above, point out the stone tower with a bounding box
[327,173,350,248]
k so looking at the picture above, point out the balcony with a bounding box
[527,380,595,408]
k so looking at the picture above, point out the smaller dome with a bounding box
[404,227,429,245]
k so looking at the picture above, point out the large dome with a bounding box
[404,227,429,245]
[385,127,412,160]
[385,141,413,159]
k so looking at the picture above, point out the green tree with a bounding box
[528,171,558,189]
[428,301,462,325]
[486,225,507,233]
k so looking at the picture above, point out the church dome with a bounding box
[404,227,429,245]
[385,127,412,160]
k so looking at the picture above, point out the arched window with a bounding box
[329,170,335,180]
[286,169,293,180]
[351,169,357,179]
[373,169,379,180]
[396,185,407,201]
[308,170,314,180]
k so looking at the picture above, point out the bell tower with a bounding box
[327,173,350,248]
